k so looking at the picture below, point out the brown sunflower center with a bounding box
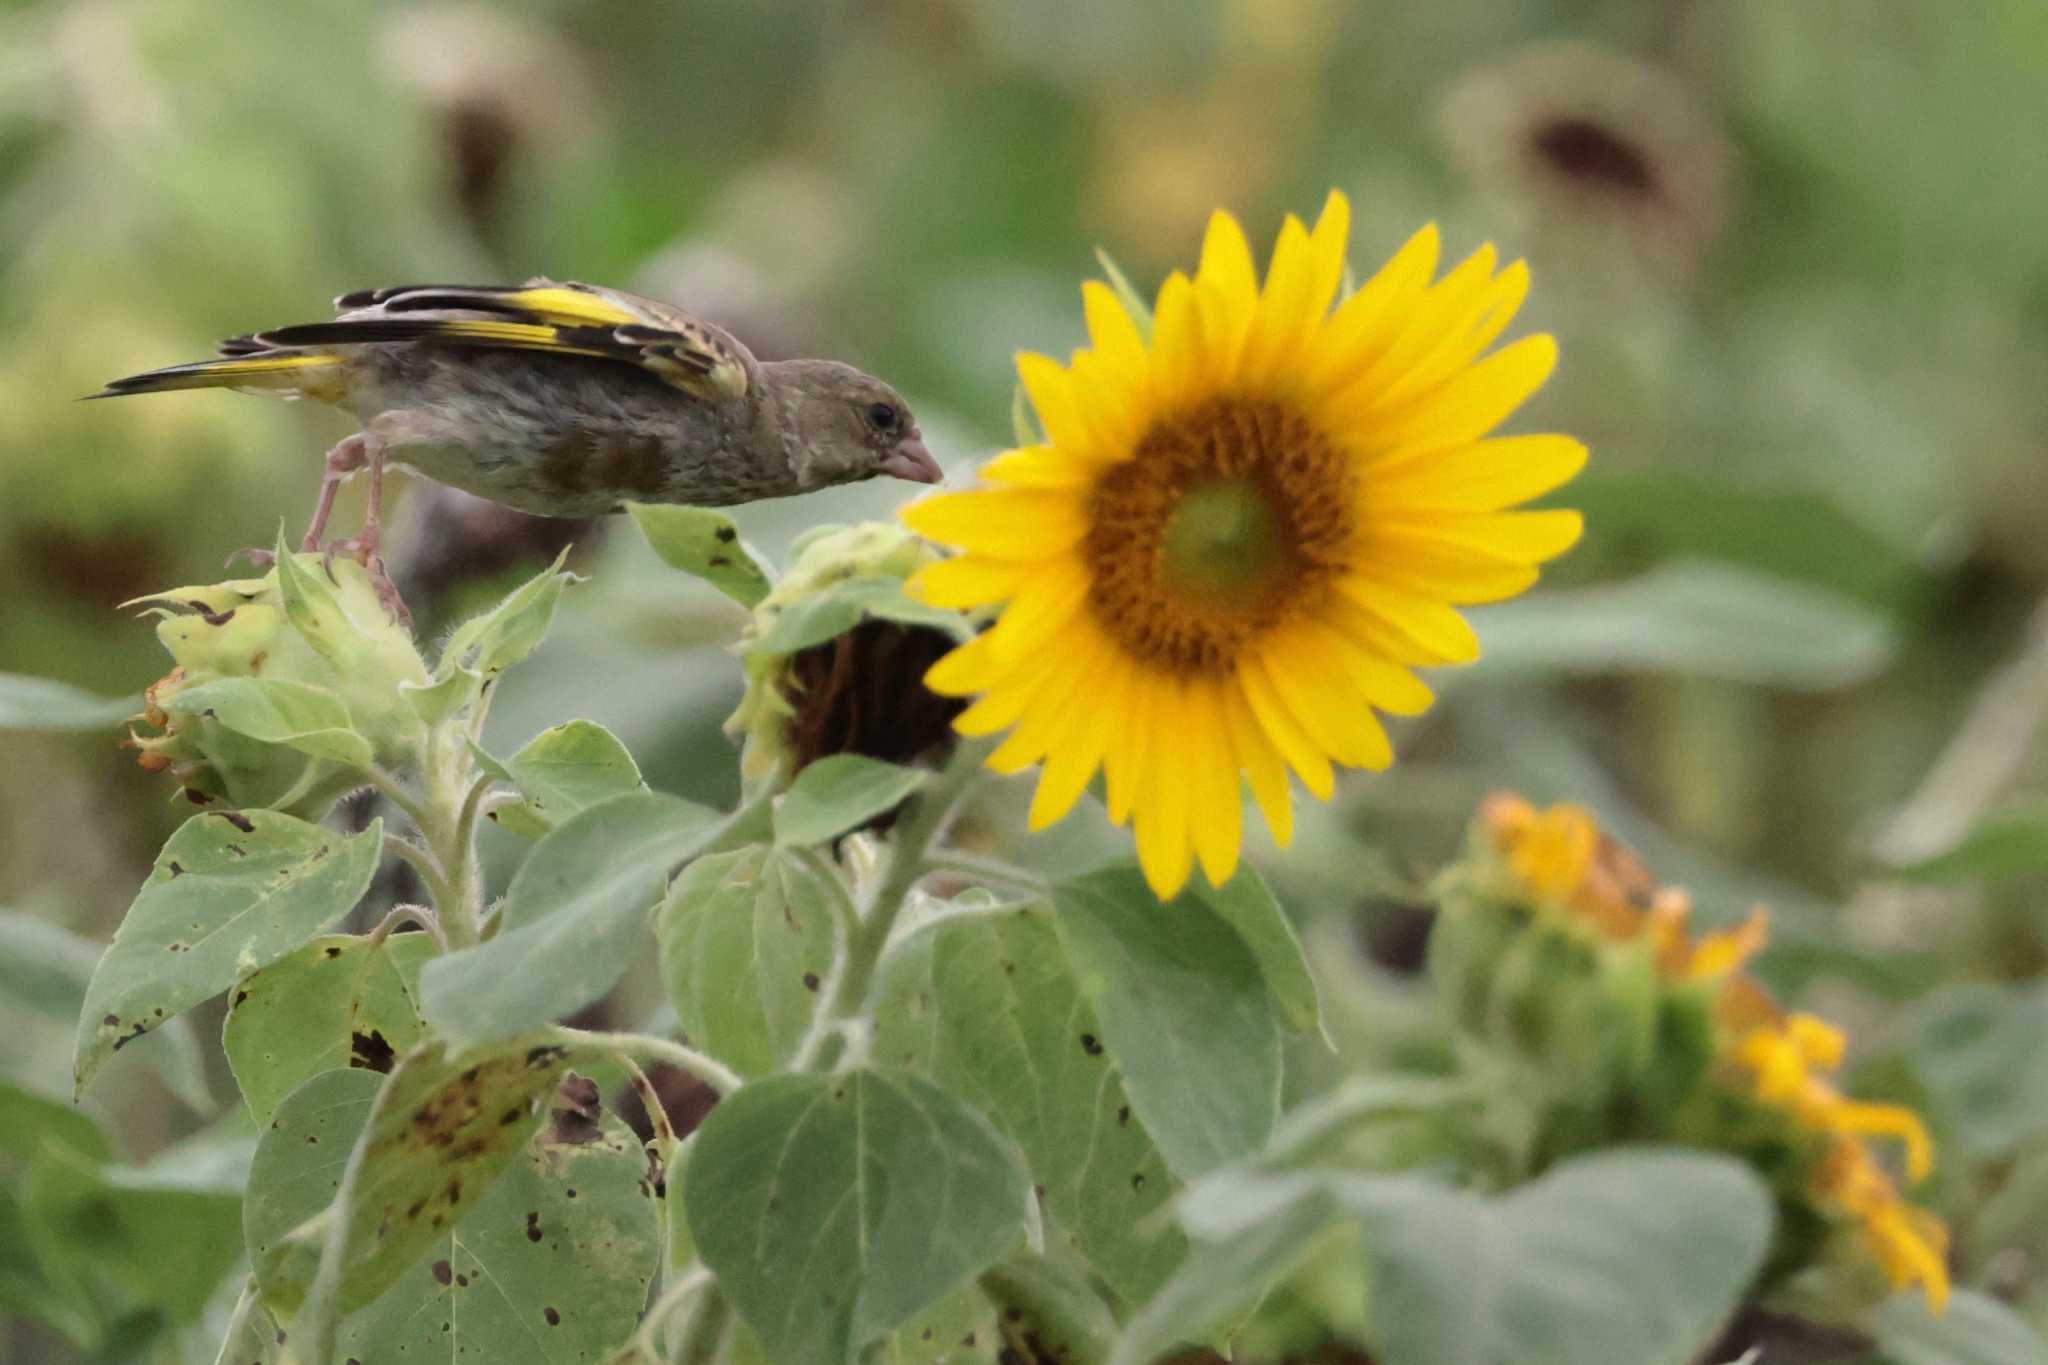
[1083,398,1356,676]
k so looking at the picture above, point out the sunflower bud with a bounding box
[726,522,963,785]
[126,554,429,816]
[1431,792,1948,1310]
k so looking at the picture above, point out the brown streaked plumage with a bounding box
[93,279,943,615]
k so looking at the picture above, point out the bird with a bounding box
[92,280,944,613]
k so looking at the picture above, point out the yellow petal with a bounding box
[1081,279,1147,380]
[1352,527,1545,604]
[1238,660,1335,799]
[1015,351,1096,455]
[1366,434,1588,512]
[1299,222,1440,399]
[1259,637,1393,770]
[1360,333,1558,452]
[1103,668,1154,825]
[1185,686,1244,888]
[1028,659,1118,829]
[1328,577,1482,665]
[1373,258,1531,412]
[1340,243,1498,402]
[901,488,1088,560]
[906,554,1032,609]
[1223,679,1293,847]
[1149,271,1209,409]
[1240,215,1318,383]
[978,443,1098,490]
[1194,209,1258,328]
[1302,620,1435,716]
[1373,507,1583,565]
[983,561,1091,666]
[984,630,1106,768]
[1133,681,1194,899]
[923,632,1001,696]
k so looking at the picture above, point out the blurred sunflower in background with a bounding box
[904,190,1585,897]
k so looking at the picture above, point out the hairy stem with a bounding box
[545,1026,743,1096]
[796,738,993,1069]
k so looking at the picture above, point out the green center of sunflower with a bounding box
[1083,398,1356,676]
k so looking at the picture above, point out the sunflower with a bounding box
[902,191,1584,898]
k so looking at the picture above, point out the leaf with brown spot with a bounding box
[223,932,435,1125]
[272,1034,574,1343]
[246,1065,658,1363]
[73,812,384,1096]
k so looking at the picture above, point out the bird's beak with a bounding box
[879,434,943,485]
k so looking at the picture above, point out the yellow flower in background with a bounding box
[1726,1011,1949,1311]
[1473,792,1949,1310]
[904,191,1584,898]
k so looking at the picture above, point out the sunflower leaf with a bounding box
[1051,863,1281,1177]
[685,1068,1033,1365]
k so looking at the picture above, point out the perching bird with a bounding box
[93,280,943,608]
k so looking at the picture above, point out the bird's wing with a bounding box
[247,280,751,403]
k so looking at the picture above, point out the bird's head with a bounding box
[769,359,942,491]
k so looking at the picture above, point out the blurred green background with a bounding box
[7,0,2048,1358]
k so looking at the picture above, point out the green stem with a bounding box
[629,1263,714,1363]
[545,1026,743,1095]
[676,1286,731,1365]
[797,738,993,1069]
[921,850,1052,899]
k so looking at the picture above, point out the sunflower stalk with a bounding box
[797,736,996,1070]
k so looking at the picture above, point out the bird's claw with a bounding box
[226,546,276,572]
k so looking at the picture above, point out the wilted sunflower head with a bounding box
[726,523,961,784]
[905,192,1584,898]
[1438,41,1733,277]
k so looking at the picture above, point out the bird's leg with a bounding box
[301,433,371,552]
[311,435,411,628]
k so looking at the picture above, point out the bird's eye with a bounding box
[865,401,900,432]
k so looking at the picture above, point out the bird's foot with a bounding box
[315,534,412,630]
[226,546,276,572]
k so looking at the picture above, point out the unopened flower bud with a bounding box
[125,555,429,816]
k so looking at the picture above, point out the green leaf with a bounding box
[1107,1186,1344,1365]
[247,1066,660,1364]
[775,754,928,847]
[412,551,576,723]
[486,720,649,840]
[1563,468,1930,611]
[1185,865,1324,1040]
[1346,1149,1774,1365]
[625,501,776,607]
[686,1068,1033,1365]
[419,792,722,1047]
[0,672,137,731]
[16,1138,245,1333]
[73,812,384,1096]
[223,931,436,1126]
[0,1079,111,1167]
[272,1036,576,1353]
[655,846,835,1077]
[753,576,972,655]
[1464,560,1896,691]
[873,903,1187,1308]
[1051,863,1281,1176]
[1887,802,2048,884]
[1866,1288,2048,1365]
[0,912,213,1113]
[1906,982,2048,1157]
[244,1068,384,1307]
[159,676,373,766]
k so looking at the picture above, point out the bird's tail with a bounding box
[88,350,347,401]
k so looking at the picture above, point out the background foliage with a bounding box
[6,1,2048,1362]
